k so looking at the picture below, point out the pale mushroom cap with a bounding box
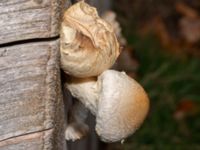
[66,70,149,142]
[60,1,120,77]
[96,70,149,142]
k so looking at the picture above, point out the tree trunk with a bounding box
[0,0,68,149]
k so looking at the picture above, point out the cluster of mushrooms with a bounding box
[60,1,149,143]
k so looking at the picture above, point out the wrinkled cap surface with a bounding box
[60,1,120,77]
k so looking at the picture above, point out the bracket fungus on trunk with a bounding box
[61,1,149,143]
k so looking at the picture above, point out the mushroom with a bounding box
[65,70,149,142]
[61,1,149,143]
[60,1,120,78]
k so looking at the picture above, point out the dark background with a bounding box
[68,0,200,149]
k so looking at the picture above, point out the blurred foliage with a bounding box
[112,0,200,56]
[128,34,200,149]
[112,0,200,33]
[102,0,200,150]
[104,0,200,149]
[107,34,200,150]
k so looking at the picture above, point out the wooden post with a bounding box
[0,0,68,149]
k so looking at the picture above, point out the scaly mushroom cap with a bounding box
[96,70,149,142]
[60,1,120,78]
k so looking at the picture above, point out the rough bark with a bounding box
[0,41,66,149]
[0,0,67,149]
[0,0,65,44]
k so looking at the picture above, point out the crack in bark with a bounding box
[0,127,54,143]
[0,36,59,48]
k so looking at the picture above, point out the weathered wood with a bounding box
[0,40,66,149]
[0,129,54,150]
[0,0,101,149]
[0,0,65,44]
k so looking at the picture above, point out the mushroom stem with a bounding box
[65,76,100,115]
